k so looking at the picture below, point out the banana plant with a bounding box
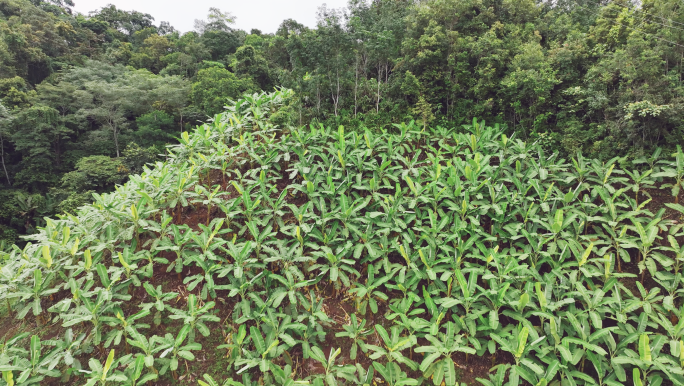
[198,374,244,386]
[366,325,418,370]
[125,330,157,373]
[262,188,289,231]
[260,308,306,349]
[140,282,177,326]
[623,217,663,283]
[231,182,262,223]
[348,264,392,314]
[263,241,313,280]
[386,297,431,350]
[585,350,622,386]
[152,325,202,379]
[235,325,285,375]
[268,363,311,386]
[48,277,95,320]
[438,269,484,340]
[309,216,344,249]
[3,335,61,386]
[310,246,360,292]
[650,306,684,356]
[270,271,319,308]
[101,308,150,350]
[167,294,219,342]
[118,354,158,386]
[65,249,100,281]
[415,321,476,386]
[0,333,29,386]
[217,324,248,365]
[614,334,684,386]
[116,249,143,288]
[653,272,684,311]
[123,199,157,251]
[217,271,268,324]
[245,221,277,259]
[490,325,545,372]
[218,198,243,233]
[658,233,684,275]
[478,280,511,332]
[183,255,222,300]
[223,240,261,279]
[296,320,327,360]
[593,186,632,271]
[157,224,195,277]
[634,147,663,171]
[94,264,130,301]
[370,362,419,386]
[189,219,227,262]
[476,364,513,386]
[199,370,307,386]
[662,202,684,270]
[335,314,372,360]
[80,349,126,386]
[168,164,196,223]
[61,287,121,346]
[332,194,370,237]
[571,283,617,329]
[296,289,330,327]
[0,332,29,363]
[134,246,169,281]
[0,259,29,318]
[192,184,224,226]
[623,168,656,206]
[654,145,684,203]
[308,347,356,386]
[7,269,58,323]
[336,363,374,386]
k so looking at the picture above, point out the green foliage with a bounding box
[232,45,272,91]
[133,111,175,150]
[191,67,255,116]
[6,86,684,386]
[5,0,684,247]
[60,156,128,193]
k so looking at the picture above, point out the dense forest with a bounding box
[0,0,682,242]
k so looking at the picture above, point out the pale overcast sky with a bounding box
[72,0,350,33]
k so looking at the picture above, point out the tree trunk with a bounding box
[54,135,61,168]
[316,82,321,116]
[335,70,340,117]
[354,54,359,118]
[0,133,10,186]
[376,63,381,113]
[111,123,120,158]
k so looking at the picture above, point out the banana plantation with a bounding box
[3,89,684,386]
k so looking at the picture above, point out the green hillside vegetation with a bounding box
[4,0,684,245]
[2,90,684,385]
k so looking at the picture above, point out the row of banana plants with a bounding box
[2,88,684,386]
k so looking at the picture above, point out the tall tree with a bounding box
[190,67,255,116]
[0,103,11,186]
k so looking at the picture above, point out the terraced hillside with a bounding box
[2,90,684,386]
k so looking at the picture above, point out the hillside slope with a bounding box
[2,90,684,386]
